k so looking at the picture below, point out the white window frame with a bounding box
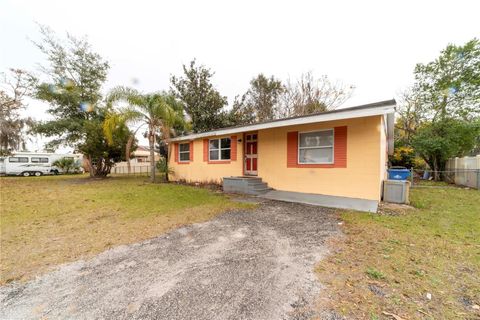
[209,138,231,161]
[298,128,334,165]
[178,142,191,162]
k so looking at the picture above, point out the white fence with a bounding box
[445,155,480,189]
[111,164,153,175]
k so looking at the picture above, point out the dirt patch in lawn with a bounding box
[0,175,251,284]
[315,184,480,319]
[377,202,415,216]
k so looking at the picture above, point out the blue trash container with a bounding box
[388,168,410,180]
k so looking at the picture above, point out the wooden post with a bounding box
[477,169,480,190]
[477,156,480,190]
[410,167,414,187]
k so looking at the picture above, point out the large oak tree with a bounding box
[395,38,480,178]
[32,26,130,177]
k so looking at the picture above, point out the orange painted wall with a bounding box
[258,115,384,200]
[169,115,385,200]
[169,135,243,183]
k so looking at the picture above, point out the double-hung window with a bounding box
[298,129,334,164]
[209,138,231,161]
[179,143,190,162]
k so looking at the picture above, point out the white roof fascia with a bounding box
[171,104,396,142]
[386,112,395,155]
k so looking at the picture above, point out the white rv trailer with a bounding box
[0,152,84,177]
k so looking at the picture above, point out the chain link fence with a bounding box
[410,168,479,189]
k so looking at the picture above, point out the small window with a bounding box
[179,143,190,162]
[209,138,231,161]
[9,157,29,163]
[31,157,49,163]
[298,130,334,164]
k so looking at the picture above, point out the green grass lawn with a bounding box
[0,175,249,284]
[316,183,480,319]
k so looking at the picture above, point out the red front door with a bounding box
[244,133,258,176]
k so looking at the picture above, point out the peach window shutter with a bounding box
[174,143,179,163]
[333,126,347,168]
[189,141,194,161]
[203,139,209,161]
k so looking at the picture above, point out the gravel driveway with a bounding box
[1,200,340,320]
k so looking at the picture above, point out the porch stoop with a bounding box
[222,176,273,195]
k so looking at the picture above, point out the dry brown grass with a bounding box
[0,175,250,284]
[316,183,480,319]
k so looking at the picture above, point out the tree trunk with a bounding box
[166,146,169,183]
[440,95,448,121]
[149,127,156,183]
[433,157,440,181]
[87,156,111,178]
[94,157,111,177]
[126,135,134,174]
[94,157,103,177]
[87,155,94,178]
[438,158,447,182]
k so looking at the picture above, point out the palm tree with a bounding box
[103,113,144,175]
[104,87,184,182]
[52,157,78,174]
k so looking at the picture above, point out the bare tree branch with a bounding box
[277,72,354,118]
[0,69,37,155]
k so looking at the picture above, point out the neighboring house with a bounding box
[126,146,161,164]
[169,100,395,208]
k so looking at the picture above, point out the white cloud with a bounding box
[1,0,479,150]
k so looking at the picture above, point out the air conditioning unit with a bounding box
[383,180,410,204]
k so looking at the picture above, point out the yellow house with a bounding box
[169,100,396,212]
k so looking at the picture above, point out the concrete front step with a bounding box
[223,176,273,195]
[243,187,273,195]
[251,188,273,195]
[249,182,268,189]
